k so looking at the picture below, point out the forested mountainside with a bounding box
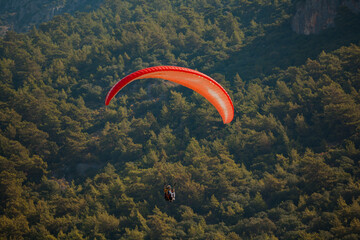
[1,0,360,239]
[1,0,359,36]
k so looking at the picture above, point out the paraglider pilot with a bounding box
[164,184,175,202]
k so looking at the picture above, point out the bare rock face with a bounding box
[292,0,360,35]
[0,0,103,35]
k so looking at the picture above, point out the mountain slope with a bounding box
[0,0,360,239]
[0,0,103,34]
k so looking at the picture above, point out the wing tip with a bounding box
[105,94,112,106]
[222,109,234,124]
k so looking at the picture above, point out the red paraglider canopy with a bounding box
[105,66,234,124]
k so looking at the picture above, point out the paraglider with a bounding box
[105,66,234,124]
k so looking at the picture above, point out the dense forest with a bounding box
[1,0,360,239]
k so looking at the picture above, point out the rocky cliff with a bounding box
[292,0,360,35]
[0,0,103,35]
